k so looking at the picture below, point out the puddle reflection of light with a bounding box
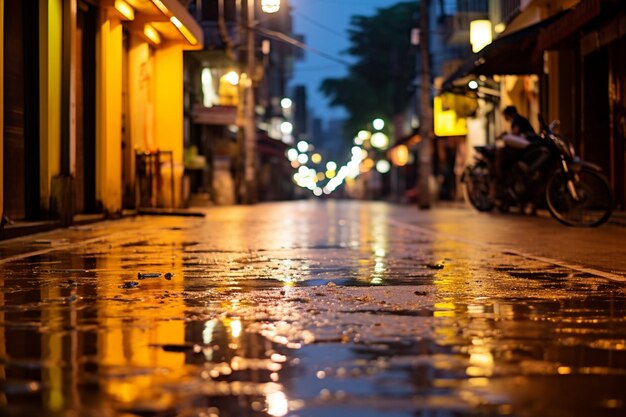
[230,319,242,338]
[266,391,289,416]
[203,319,218,345]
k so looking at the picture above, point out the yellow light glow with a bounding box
[325,170,336,179]
[311,153,322,164]
[223,71,240,86]
[261,0,281,14]
[143,24,161,45]
[494,22,506,34]
[316,172,325,181]
[434,96,468,137]
[170,16,198,46]
[114,0,135,20]
[470,20,492,52]
[389,144,409,167]
[151,0,169,14]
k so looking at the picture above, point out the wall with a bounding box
[154,43,185,207]
[95,8,122,214]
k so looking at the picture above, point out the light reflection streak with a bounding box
[266,390,289,416]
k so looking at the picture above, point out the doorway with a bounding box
[75,1,97,213]
[3,1,40,220]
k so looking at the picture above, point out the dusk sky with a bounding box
[289,0,404,124]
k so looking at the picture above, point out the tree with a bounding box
[319,2,419,137]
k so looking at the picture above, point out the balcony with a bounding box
[501,0,522,24]
[192,104,238,126]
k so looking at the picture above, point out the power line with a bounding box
[292,11,347,40]
[250,25,352,67]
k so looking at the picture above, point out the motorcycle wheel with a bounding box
[545,167,614,227]
[464,164,494,212]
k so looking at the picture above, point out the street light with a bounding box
[243,0,281,203]
[261,0,281,13]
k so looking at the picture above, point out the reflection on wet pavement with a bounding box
[0,201,625,416]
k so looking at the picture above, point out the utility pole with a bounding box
[417,0,432,209]
[244,0,258,204]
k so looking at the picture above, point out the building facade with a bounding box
[1,0,202,228]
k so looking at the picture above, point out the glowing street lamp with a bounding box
[261,0,281,13]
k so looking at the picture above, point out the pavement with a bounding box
[1,200,625,417]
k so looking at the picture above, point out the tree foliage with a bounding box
[320,2,419,136]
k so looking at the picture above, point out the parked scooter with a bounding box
[462,116,614,227]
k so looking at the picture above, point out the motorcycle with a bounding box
[462,116,614,227]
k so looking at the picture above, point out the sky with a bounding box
[288,0,403,123]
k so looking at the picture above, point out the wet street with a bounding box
[1,200,626,417]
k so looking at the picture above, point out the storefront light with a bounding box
[151,0,169,14]
[470,20,492,53]
[170,16,198,46]
[224,71,240,86]
[115,0,135,20]
[144,24,161,45]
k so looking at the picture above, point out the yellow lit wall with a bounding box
[39,0,63,212]
[96,8,123,214]
[0,0,4,219]
[127,37,156,192]
[154,43,185,207]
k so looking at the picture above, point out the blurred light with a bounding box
[224,71,239,86]
[354,136,364,145]
[286,148,298,161]
[280,121,293,135]
[297,141,309,153]
[390,144,409,166]
[290,160,300,168]
[266,391,288,416]
[298,166,309,175]
[262,39,271,54]
[281,98,292,109]
[358,130,371,140]
[361,148,368,159]
[468,80,479,90]
[316,172,325,181]
[325,170,336,179]
[373,118,385,130]
[494,22,506,34]
[376,159,391,174]
[228,124,239,133]
[470,20,492,52]
[311,153,322,164]
[115,0,134,20]
[361,158,374,173]
[261,0,281,13]
[230,319,242,338]
[326,161,337,171]
[313,188,323,197]
[351,146,362,157]
[297,154,308,164]
[370,132,389,149]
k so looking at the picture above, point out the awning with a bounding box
[441,12,566,91]
[538,0,602,51]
